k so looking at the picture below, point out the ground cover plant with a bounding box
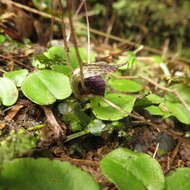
[0,0,190,190]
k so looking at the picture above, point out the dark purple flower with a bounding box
[79,76,105,96]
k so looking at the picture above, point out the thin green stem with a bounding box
[65,130,89,142]
[27,124,46,131]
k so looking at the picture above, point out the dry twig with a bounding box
[0,104,24,129]
[66,0,86,90]
[153,143,160,159]
[84,0,91,64]
[57,0,73,71]
[169,142,181,167]
[0,55,32,70]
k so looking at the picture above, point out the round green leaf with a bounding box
[108,78,142,92]
[46,46,96,69]
[21,70,72,105]
[0,77,18,106]
[100,148,165,190]
[146,105,166,116]
[87,119,106,136]
[145,105,171,118]
[146,94,164,104]
[0,158,99,190]
[0,34,6,43]
[51,65,72,76]
[165,101,190,124]
[4,69,28,87]
[165,168,190,190]
[166,84,190,104]
[90,93,136,121]
[46,46,66,60]
[136,94,164,107]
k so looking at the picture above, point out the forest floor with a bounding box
[1,1,190,190]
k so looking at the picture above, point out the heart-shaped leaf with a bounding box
[90,93,136,121]
[46,46,66,60]
[100,148,165,190]
[46,46,95,69]
[0,77,18,106]
[165,168,190,190]
[145,94,164,104]
[4,69,28,87]
[136,93,163,107]
[21,70,72,105]
[145,105,171,118]
[51,65,72,76]
[0,158,99,190]
[165,101,190,124]
[108,78,142,92]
